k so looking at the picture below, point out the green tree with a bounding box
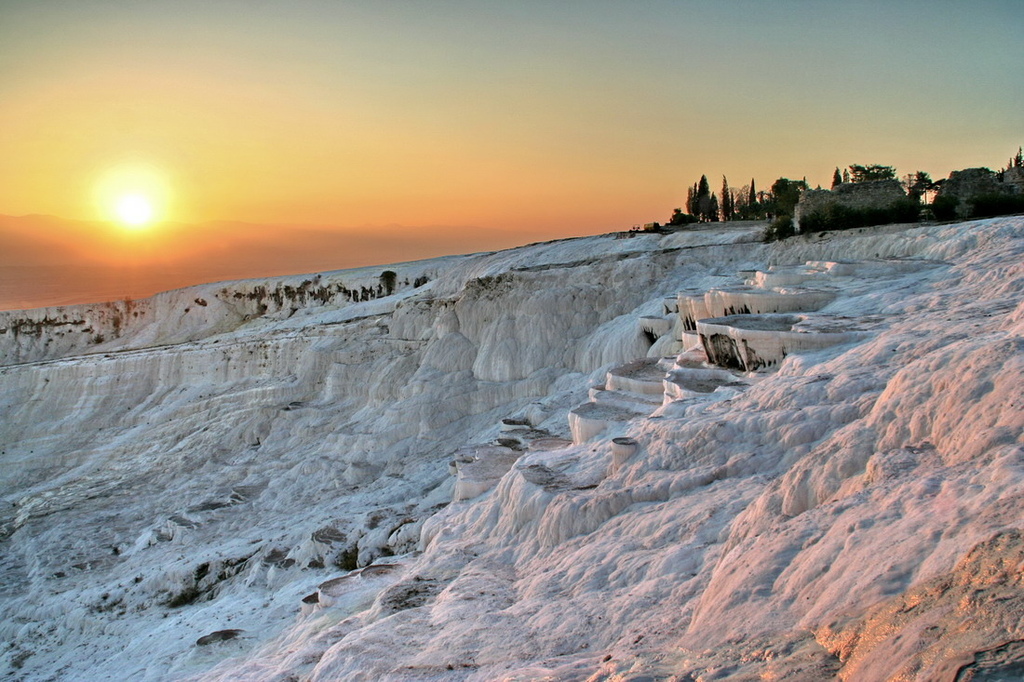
[686,182,699,215]
[733,178,773,220]
[905,171,934,202]
[720,175,733,221]
[733,184,749,217]
[849,164,897,183]
[768,177,808,216]
[736,178,760,219]
[696,175,714,221]
[842,168,851,183]
[832,167,842,188]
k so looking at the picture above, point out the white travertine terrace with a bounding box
[450,445,521,502]
[570,343,751,445]
[527,436,574,451]
[663,257,944,375]
[604,357,668,395]
[570,356,681,444]
[568,401,647,444]
[702,285,835,317]
[749,263,822,287]
[638,314,672,340]
[698,313,872,371]
[749,257,942,288]
[662,364,741,402]
[2,218,1023,681]
[586,384,662,412]
[677,290,712,332]
[609,437,638,472]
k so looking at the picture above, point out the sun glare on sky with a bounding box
[116,194,155,228]
[94,163,169,229]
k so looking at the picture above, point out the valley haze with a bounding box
[1,217,1022,680]
[0,213,559,312]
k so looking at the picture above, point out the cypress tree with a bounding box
[697,175,710,199]
[697,175,712,221]
[721,175,732,221]
[832,167,842,188]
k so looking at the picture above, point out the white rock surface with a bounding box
[703,284,836,317]
[1,217,1022,680]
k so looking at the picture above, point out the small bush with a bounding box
[930,193,1024,221]
[799,199,921,235]
[763,214,795,242]
[799,204,855,234]
[668,209,698,226]
[969,193,1024,219]
[931,195,959,221]
[885,198,923,223]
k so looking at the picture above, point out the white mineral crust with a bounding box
[1,217,1022,680]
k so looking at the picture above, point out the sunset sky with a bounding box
[1,0,1022,306]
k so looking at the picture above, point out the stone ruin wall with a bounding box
[934,167,1024,218]
[795,179,906,226]
[1003,166,1024,192]
[939,167,1024,200]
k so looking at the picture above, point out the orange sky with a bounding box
[0,1,1021,279]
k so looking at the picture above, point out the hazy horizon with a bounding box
[0,212,592,310]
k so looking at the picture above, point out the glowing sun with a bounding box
[94,163,170,229]
[116,194,155,227]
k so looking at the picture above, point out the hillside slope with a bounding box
[1,219,1021,681]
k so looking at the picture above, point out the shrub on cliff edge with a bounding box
[799,198,920,234]
[763,214,795,242]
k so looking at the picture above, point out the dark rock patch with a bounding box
[196,629,243,646]
[376,576,442,615]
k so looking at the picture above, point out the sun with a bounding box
[94,163,171,229]
[116,194,155,228]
